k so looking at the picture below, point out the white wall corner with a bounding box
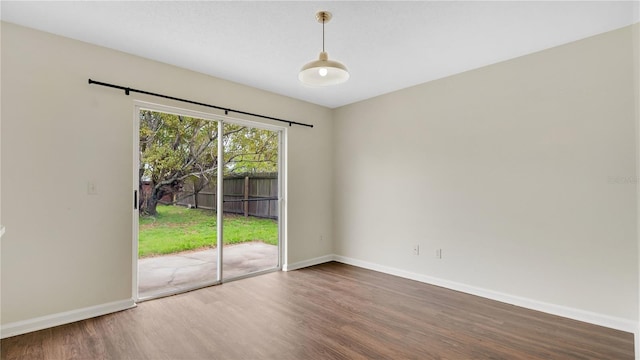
[1,298,136,339]
[633,17,640,360]
[635,328,639,360]
[282,254,335,272]
[333,255,638,334]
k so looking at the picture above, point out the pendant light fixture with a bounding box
[299,11,349,86]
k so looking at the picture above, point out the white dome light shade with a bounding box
[299,11,349,87]
[299,51,349,86]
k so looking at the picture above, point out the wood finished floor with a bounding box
[1,262,634,359]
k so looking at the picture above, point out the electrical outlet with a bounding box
[413,244,420,255]
[436,249,442,259]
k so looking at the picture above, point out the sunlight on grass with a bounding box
[139,205,277,258]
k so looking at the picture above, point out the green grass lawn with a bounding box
[139,205,277,258]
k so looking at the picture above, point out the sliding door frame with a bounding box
[132,100,286,301]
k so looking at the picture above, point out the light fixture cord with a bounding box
[322,19,325,52]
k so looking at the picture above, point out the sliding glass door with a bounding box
[134,103,282,300]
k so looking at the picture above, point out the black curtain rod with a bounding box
[88,79,313,128]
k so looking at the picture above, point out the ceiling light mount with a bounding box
[316,11,332,24]
[299,10,349,86]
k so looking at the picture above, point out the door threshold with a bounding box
[222,266,281,284]
[137,280,222,303]
[137,266,282,303]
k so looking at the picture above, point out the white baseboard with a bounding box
[332,255,638,334]
[283,254,335,272]
[2,256,636,344]
[1,298,136,339]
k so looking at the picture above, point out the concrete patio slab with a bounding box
[138,242,278,298]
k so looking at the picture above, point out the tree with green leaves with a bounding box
[139,110,278,216]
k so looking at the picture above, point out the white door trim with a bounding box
[132,100,287,300]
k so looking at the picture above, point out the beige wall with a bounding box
[2,20,639,334]
[333,24,639,322]
[0,22,333,324]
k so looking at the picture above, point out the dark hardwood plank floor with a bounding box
[1,262,634,359]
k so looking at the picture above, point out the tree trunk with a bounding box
[144,196,159,216]
[141,187,161,216]
[138,182,145,212]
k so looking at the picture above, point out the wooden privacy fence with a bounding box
[175,173,278,219]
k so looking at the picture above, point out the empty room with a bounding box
[1,1,639,359]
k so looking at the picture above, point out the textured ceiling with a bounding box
[1,1,638,108]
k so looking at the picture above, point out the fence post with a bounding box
[193,189,198,209]
[244,176,249,217]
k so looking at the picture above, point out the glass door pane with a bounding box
[137,110,220,299]
[221,123,280,280]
